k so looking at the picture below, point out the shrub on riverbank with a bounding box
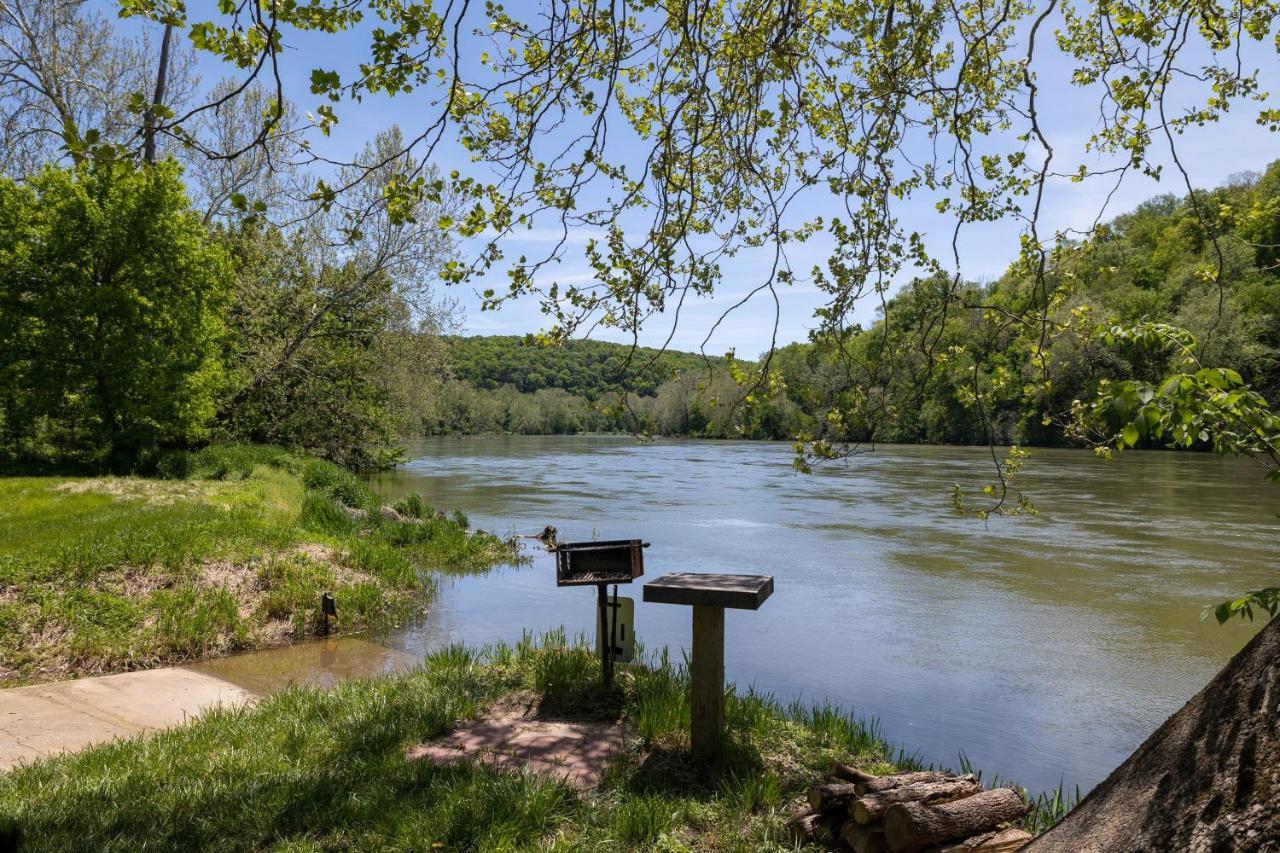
[0,445,518,687]
[0,634,911,851]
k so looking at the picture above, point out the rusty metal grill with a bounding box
[554,539,647,587]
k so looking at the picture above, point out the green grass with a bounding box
[0,634,912,852]
[0,445,519,686]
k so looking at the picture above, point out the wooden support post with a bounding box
[642,572,773,763]
[690,604,725,759]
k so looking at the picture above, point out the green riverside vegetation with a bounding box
[0,445,517,687]
[0,634,1069,851]
[434,165,1280,447]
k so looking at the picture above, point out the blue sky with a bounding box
[117,3,1280,356]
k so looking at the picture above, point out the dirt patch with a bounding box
[203,544,376,645]
[406,692,632,789]
[54,477,215,506]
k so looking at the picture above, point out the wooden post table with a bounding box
[642,572,774,759]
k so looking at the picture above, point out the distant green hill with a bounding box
[444,335,725,398]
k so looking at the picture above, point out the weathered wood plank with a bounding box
[689,605,724,758]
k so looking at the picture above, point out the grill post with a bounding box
[596,582,612,687]
[554,539,647,688]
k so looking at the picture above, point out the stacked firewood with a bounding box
[786,763,1034,853]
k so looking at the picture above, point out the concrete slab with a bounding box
[0,638,414,773]
[406,705,630,789]
[0,667,253,771]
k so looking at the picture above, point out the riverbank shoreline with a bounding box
[0,445,517,688]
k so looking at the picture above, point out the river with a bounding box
[330,437,1278,795]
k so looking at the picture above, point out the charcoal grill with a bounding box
[552,538,648,688]
[554,539,647,587]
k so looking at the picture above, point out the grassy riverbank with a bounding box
[0,445,518,687]
[0,635,1069,850]
[0,635,908,851]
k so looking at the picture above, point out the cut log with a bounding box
[853,777,982,824]
[833,761,878,785]
[786,809,821,844]
[809,781,862,812]
[813,813,844,846]
[787,808,843,845]
[884,787,1029,853]
[859,770,957,795]
[935,827,1033,851]
[842,820,889,853]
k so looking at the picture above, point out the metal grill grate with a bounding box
[554,539,647,587]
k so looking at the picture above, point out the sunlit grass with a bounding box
[0,635,927,852]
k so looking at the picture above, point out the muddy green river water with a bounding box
[232,436,1280,796]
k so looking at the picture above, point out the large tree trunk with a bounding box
[1029,615,1280,852]
[883,787,1028,853]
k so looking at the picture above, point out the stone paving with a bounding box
[406,702,630,789]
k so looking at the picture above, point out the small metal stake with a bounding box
[320,592,337,636]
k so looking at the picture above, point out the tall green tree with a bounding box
[0,159,230,463]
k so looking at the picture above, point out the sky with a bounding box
[113,2,1280,357]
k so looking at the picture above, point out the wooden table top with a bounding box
[642,572,774,610]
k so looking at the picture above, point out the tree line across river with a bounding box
[5,154,1280,466]
[436,164,1280,444]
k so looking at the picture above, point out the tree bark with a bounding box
[786,809,819,844]
[936,827,1033,851]
[144,22,173,163]
[832,761,877,785]
[851,769,956,795]
[787,808,843,845]
[883,787,1028,853]
[1028,615,1280,852]
[853,776,981,824]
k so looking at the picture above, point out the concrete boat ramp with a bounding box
[0,638,415,772]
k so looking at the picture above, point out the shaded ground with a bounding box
[1030,615,1279,852]
[407,692,630,789]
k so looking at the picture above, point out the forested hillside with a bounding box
[444,336,722,398]
[437,164,1280,445]
[799,163,1280,447]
